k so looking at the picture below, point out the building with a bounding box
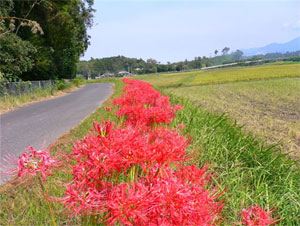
[118,71,130,77]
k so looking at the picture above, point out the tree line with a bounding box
[0,0,94,82]
[78,49,300,78]
[77,49,245,78]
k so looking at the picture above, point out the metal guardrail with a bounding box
[0,80,55,96]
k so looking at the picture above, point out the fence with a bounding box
[0,80,55,96]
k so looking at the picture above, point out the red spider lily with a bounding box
[60,180,110,216]
[105,107,112,112]
[240,206,277,226]
[146,179,222,226]
[18,146,57,181]
[71,121,188,183]
[113,78,182,127]
[1,146,57,181]
[105,166,223,226]
[106,182,150,225]
[177,123,185,129]
[93,120,115,137]
[174,164,211,186]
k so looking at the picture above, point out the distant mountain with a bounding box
[242,37,300,57]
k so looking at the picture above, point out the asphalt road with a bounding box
[0,83,112,183]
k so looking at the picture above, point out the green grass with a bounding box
[167,95,300,225]
[138,63,300,88]
[166,77,300,159]
[264,61,300,66]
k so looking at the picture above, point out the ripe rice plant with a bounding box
[139,64,300,88]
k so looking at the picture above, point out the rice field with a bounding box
[166,77,300,158]
[140,64,300,159]
[139,64,300,88]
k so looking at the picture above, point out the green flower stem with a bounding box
[37,173,57,226]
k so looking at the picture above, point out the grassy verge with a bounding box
[0,78,124,226]
[0,79,85,114]
[167,94,300,225]
[166,77,300,159]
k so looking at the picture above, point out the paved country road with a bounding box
[0,83,112,183]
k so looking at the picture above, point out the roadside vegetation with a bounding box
[0,78,85,114]
[168,94,299,225]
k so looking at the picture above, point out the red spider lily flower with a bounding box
[174,164,211,187]
[60,180,109,216]
[18,146,57,181]
[105,107,112,112]
[93,120,115,137]
[177,123,185,129]
[240,206,277,226]
[149,179,223,225]
[1,146,57,181]
[145,166,224,226]
[106,182,150,226]
[105,166,223,226]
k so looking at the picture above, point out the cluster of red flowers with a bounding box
[240,206,277,226]
[113,78,182,127]
[105,166,223,226]
[72,121,188,179]
[61,79,224,225]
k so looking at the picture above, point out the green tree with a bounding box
[231,50,244,61]
[0,33,37,81]
[0,0,94,81]
[0,0,40,81]
[222,47,230,55]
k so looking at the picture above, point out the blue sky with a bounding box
[81,0,300,63]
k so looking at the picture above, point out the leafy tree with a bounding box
[222,47,230,55]
[231,50,243,60]
[0,0,40,81]
[0,33,37,81]
[0,0,94,81]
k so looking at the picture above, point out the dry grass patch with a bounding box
[166,77,300,159]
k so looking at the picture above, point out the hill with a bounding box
[242,36,300,56]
